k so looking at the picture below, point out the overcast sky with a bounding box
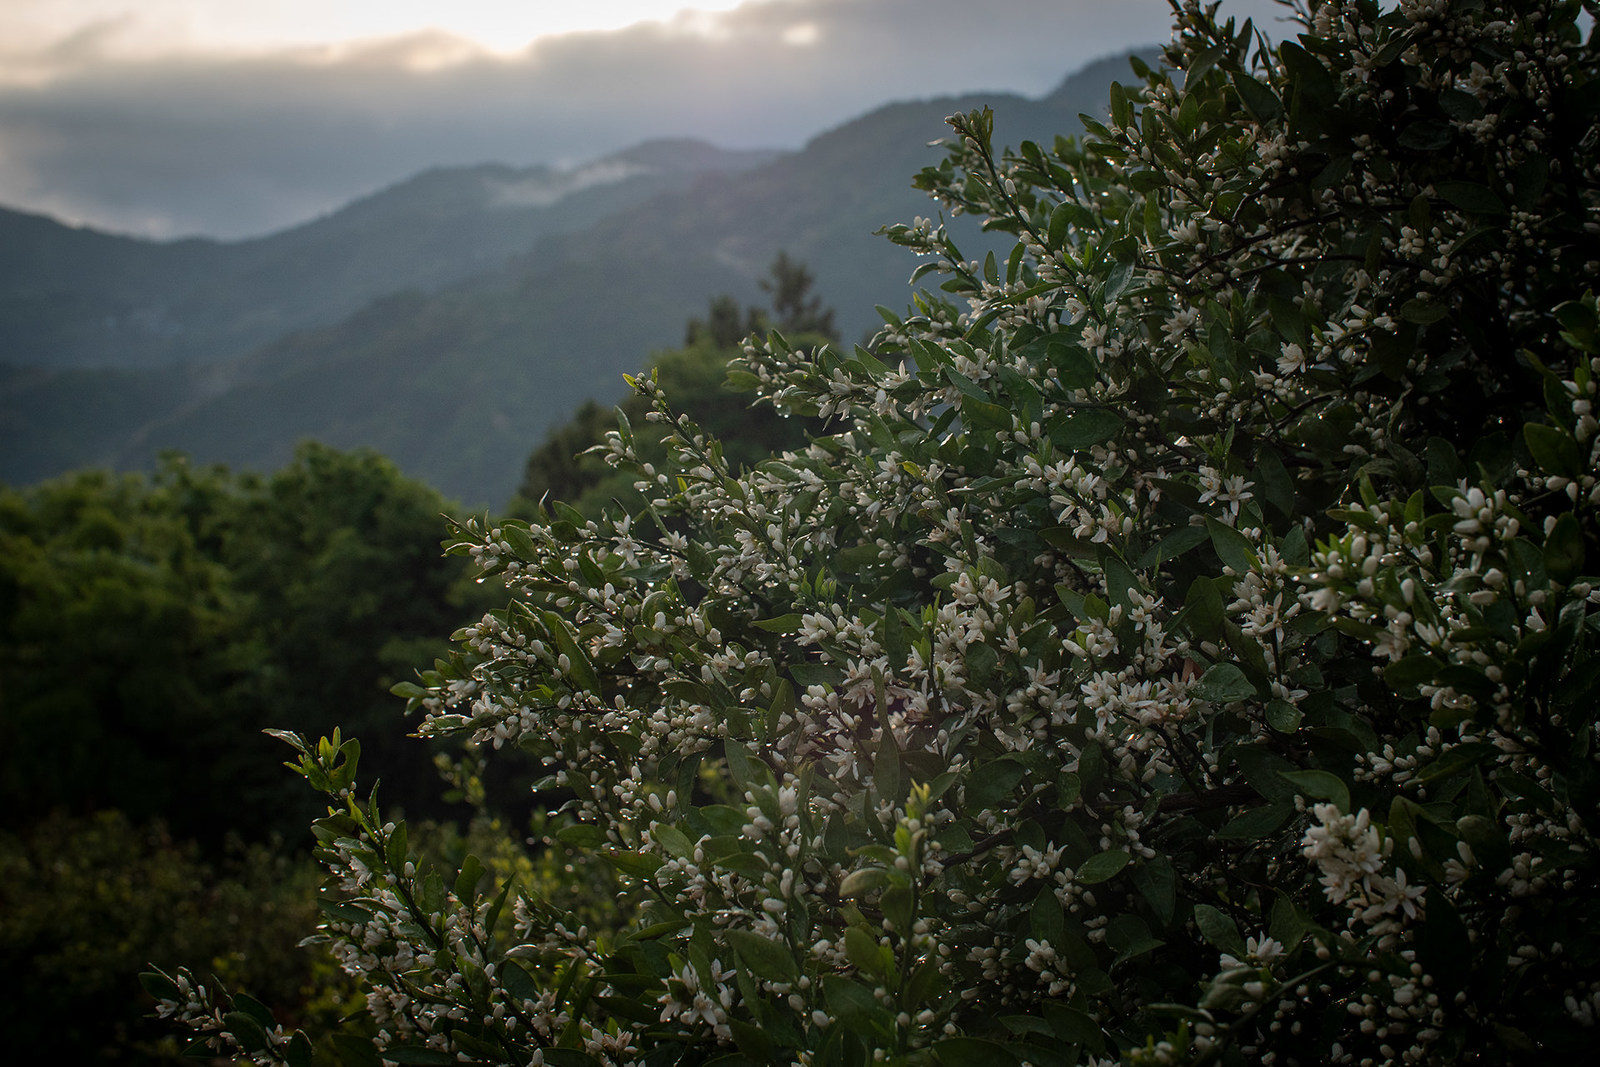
[0,0,1289,240]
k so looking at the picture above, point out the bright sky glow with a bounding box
[1,1,756,58]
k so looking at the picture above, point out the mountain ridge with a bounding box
[0,139,778,370]
[0,50,1159,507]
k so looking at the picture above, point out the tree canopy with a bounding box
[0,444,488,843]
[155,3,1600,1066]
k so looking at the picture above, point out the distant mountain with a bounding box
[0,139,777,370]
[0,52,1156,508]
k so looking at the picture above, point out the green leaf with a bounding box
[839,867,892,898]
[653,823,693,859]
[726,929,799,983]
[1030,884,1065,944]
[965,756,1027,809]
[844,925,886,977]
[1397,120,1451,151]
[1101,553,1139,612]
[1545,513,1585,583]
[1206,518,1256,573]
[1399,297,1449,324]
[223,1011,271,1053]
[1555,297,1599,351]
[285,1031,314,1067]
[789,661,842,688]
[961,393,1014,434]
[556,823,608,848]
[1278,769,1350,813]
[964,639,999,689]
[1231,72,1282,120]
[1183,575,1226,637]
[1217,802,1295,841]
[594,995,660,1026]
[823,975,888,1033]
[331,1033,384,1067]
[606,848,663,879]
[1132,854,1177,925]
[1193,903,1247,957]
[1047,408,1123,450]
[502,959,540,1004]
[455,854,485,901]
[1512,156,1550,210]
[1104,258,1136,303]
[1416,742,1497,785]
[1045,341,1099,390]
[1525,422,1582,478]
[724,742,758,791]
[933,1038,1024,1066]
[1077,850,1131,885]
[501,523,539,559]
[1268,894,1319,950]
[1265,699,1304,733]
[384,821,408,873]
[874,735,903,803]
[1280,525,1310,567]
[542,610,602,695]
[728,1018,778,1063]
[1109,81,1132,129]
[1195,662,1256,703]
[1437,88,1484,121]
[418,868,445,914]
[1279,41,1337,108]
[1427,436,1464,485]
[881,885,915,931]
[139,971,178,1001]
[1436,181,1506,216]
[1254,447,1296,519]
[540,1052,605,1067]
[1149,524,1210,566]
[1183,44,1226,90]
[1384,654,1439,690]
[1106,913,1164,967]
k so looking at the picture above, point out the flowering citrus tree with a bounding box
[148,1,1600,1064]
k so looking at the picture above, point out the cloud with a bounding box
[0,0,1288,238]
[486,160,649,208]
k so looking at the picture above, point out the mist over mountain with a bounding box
[0,52,1152,508]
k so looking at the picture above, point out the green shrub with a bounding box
[157,3,1600,1064]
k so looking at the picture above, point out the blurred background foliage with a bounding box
[515,258,834,521]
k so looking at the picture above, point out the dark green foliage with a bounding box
[0,810,356,1066]
[516,263,836,518]
[0,444,490,844]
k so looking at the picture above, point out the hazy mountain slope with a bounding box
[0,53,1154,507]
[0,363,207,482]
[0,140,775,370]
